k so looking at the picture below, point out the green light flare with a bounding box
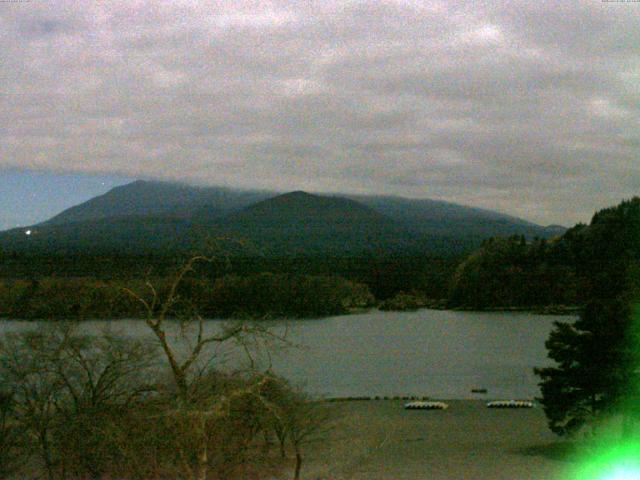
[602,468,640,480]
[569,441,640,480]
[564,305,640,480]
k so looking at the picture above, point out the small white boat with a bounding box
[486,400,534,409]
[404,401,448,410]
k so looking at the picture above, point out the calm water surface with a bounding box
[0,309,570,399]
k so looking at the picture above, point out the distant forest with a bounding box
[449,197,640,310]
[1,196,638,320]
[0,255,456,319]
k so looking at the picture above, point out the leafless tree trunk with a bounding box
[123,255,285,480]
[293,447,302,480]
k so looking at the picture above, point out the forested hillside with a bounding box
[448,197,640,310]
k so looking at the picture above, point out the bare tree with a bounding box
[258,375,332,480]
[123,255,288,480]
[0,390,23,478]
[0,324,157,480]
[0,328,68,480]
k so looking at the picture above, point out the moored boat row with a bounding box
[486,400,534,408]
[404,401,449,410]
[404,400,535,410]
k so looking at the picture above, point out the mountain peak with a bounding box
[225,191,374,219]
[274,190,316,202]
[219,191,415,256]
[285,190,311,196]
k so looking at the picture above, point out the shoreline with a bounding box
[0,304,580,322]
[322,395,538,403]
[306,398,568,480]
[445,305,581,315]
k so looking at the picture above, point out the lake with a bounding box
[0,309,570,400]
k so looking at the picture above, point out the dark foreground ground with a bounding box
[303,400,574,480]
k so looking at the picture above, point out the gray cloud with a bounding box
[1,0,639,225]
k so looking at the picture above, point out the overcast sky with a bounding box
[1,0,639,228]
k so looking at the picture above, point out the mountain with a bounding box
[0,180,566,257]
[542,224,569,237]
[208,191,421,256]
[349,195,563,239]
[44,180,272,226]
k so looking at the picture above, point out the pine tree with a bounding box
[535,198,640,436]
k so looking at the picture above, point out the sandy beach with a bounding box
[303,400,573,480]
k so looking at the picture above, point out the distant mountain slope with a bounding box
[221,191,391,228]
[40,180,564,240]
[350,195,563,239]
[44,180,272,226]
[0,216,195,255]
[542,225,569,237]
[0,180,566,257]
[209,191,421,256]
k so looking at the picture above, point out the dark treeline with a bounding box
[447,234,580,309]
[0,253,460,319]
[0,253,459,300]
[0,252,183,279]
[448,197,640,310]
[0,273,375,320]
[208,256,459,301]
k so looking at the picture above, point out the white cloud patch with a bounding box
[588,97,631,119]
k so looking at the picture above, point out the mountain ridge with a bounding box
[37,180,561,231]
[0,180,566,257]
[208,190,420,256]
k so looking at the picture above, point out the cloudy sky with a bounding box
[1,0,639,229]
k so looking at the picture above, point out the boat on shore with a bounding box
[404,401,448,410]
[486,400,534,409]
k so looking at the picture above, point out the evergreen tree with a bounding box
[535,198,640,436]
